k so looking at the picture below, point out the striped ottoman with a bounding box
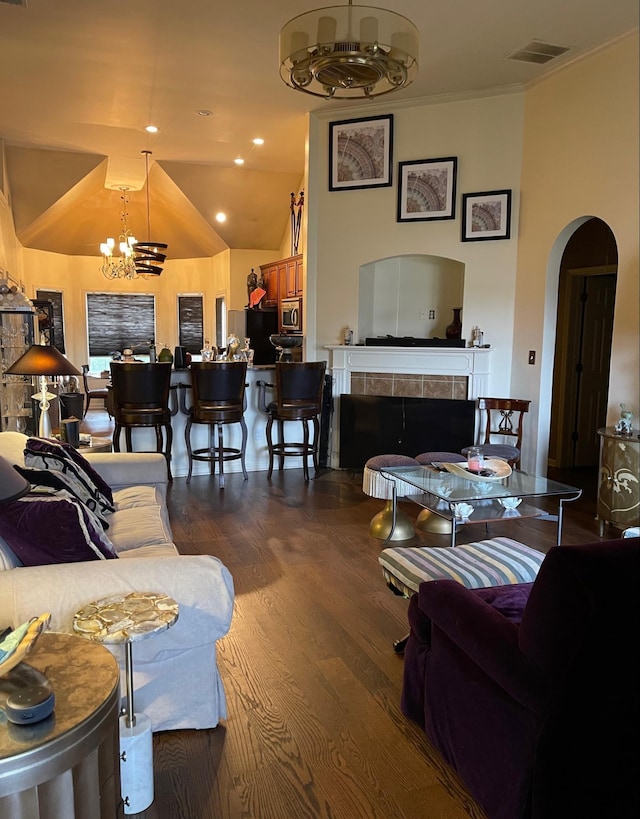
[379,537,545,598]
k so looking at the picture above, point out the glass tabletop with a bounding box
[380,464,581,503]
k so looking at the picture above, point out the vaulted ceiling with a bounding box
[0,0,637,258]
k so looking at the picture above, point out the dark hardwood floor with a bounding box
[81,410,611,818]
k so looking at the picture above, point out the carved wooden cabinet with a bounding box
[597,427,640,535]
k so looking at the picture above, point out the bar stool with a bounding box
[257,361,326,481]
[185,361,248,487]
[110,362,173,480]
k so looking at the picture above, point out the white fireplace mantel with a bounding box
[325,345,492,399]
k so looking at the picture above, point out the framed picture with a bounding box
[397,157,457,222]
[329,114,393,191]
[461,190,512,241]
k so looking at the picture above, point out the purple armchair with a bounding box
[401,537,640,819]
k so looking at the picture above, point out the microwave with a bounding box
[280,297,302,333]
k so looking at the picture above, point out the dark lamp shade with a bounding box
[0,456,30,504]
[5,345,81,377]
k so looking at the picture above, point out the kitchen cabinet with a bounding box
[260,254,303,305]
[597,427,640,535]
[259,263,279,307]
[0,284,38,434]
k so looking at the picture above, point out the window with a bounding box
[35,289,65,353]
[86,292,155,371]
[177,295,204,354]
[215,295,226,350]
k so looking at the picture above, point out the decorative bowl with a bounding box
[269,334,303,349]
[269,334,303,361]
[442,459,512,482]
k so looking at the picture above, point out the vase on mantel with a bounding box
[445,308,462,340]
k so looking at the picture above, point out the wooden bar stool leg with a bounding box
[185,418,194,483]
[312,416,320,476]
[217,423,225,488]
[302,419,310,481]
[266,415,275,478]
[240,418,249,481]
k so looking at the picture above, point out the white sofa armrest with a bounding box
[83,451,169,497]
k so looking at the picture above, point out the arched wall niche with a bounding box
[357,254,465,343]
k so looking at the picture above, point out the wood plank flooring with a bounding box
[81,411,609,819]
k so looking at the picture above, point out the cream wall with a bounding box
[16,245,274,369]
[306,91,525,389]
[514,31,639,472]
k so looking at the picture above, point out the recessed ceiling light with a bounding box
[215,212,227,223]
[253,138,264,145]
[234,157,245,166]
[145,125,159,133]
[197,109,213,117]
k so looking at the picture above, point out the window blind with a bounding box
[35,289,65,353]
[87,293,155,356]
[178,295,204,354]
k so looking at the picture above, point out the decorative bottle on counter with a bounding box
[445,308,462,340]
[241,338,255,367]
[149,340,157,362]
[201,338,214,362]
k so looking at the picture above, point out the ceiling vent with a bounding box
[507,39,571,65]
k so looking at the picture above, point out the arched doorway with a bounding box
[549,218,617,470]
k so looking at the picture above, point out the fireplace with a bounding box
[339,394,475,469]
[325,344,491,468]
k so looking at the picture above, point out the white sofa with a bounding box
[0,431,234,733]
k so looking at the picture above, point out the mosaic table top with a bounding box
[73,592,179,645]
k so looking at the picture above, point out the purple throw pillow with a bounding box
[0,492,117,566]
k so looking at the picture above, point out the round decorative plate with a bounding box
[441,459,512,482]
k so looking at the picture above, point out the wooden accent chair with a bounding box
[81,364,110,417]
[463,397,531,467]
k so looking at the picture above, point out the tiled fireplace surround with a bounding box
[325,346,492,467]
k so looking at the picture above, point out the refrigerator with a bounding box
[227,308,279,365]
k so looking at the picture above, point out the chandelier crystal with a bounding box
[279,1,419,99]
[100,188,139,280]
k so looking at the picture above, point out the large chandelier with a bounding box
[100,187,138,280]
[99,150,167,279]
[279,1,419,99]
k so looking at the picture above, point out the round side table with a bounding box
[0,631,120,816]
[73,592,179,814]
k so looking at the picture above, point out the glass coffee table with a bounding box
[380,463,582,547]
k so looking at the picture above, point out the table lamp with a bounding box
[5,344,82,438]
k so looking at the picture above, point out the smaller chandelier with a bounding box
[279,1,419,99]
[132,150,168,277]
[100,188,139,280]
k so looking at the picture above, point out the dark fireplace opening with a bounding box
[339,394,476,469]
